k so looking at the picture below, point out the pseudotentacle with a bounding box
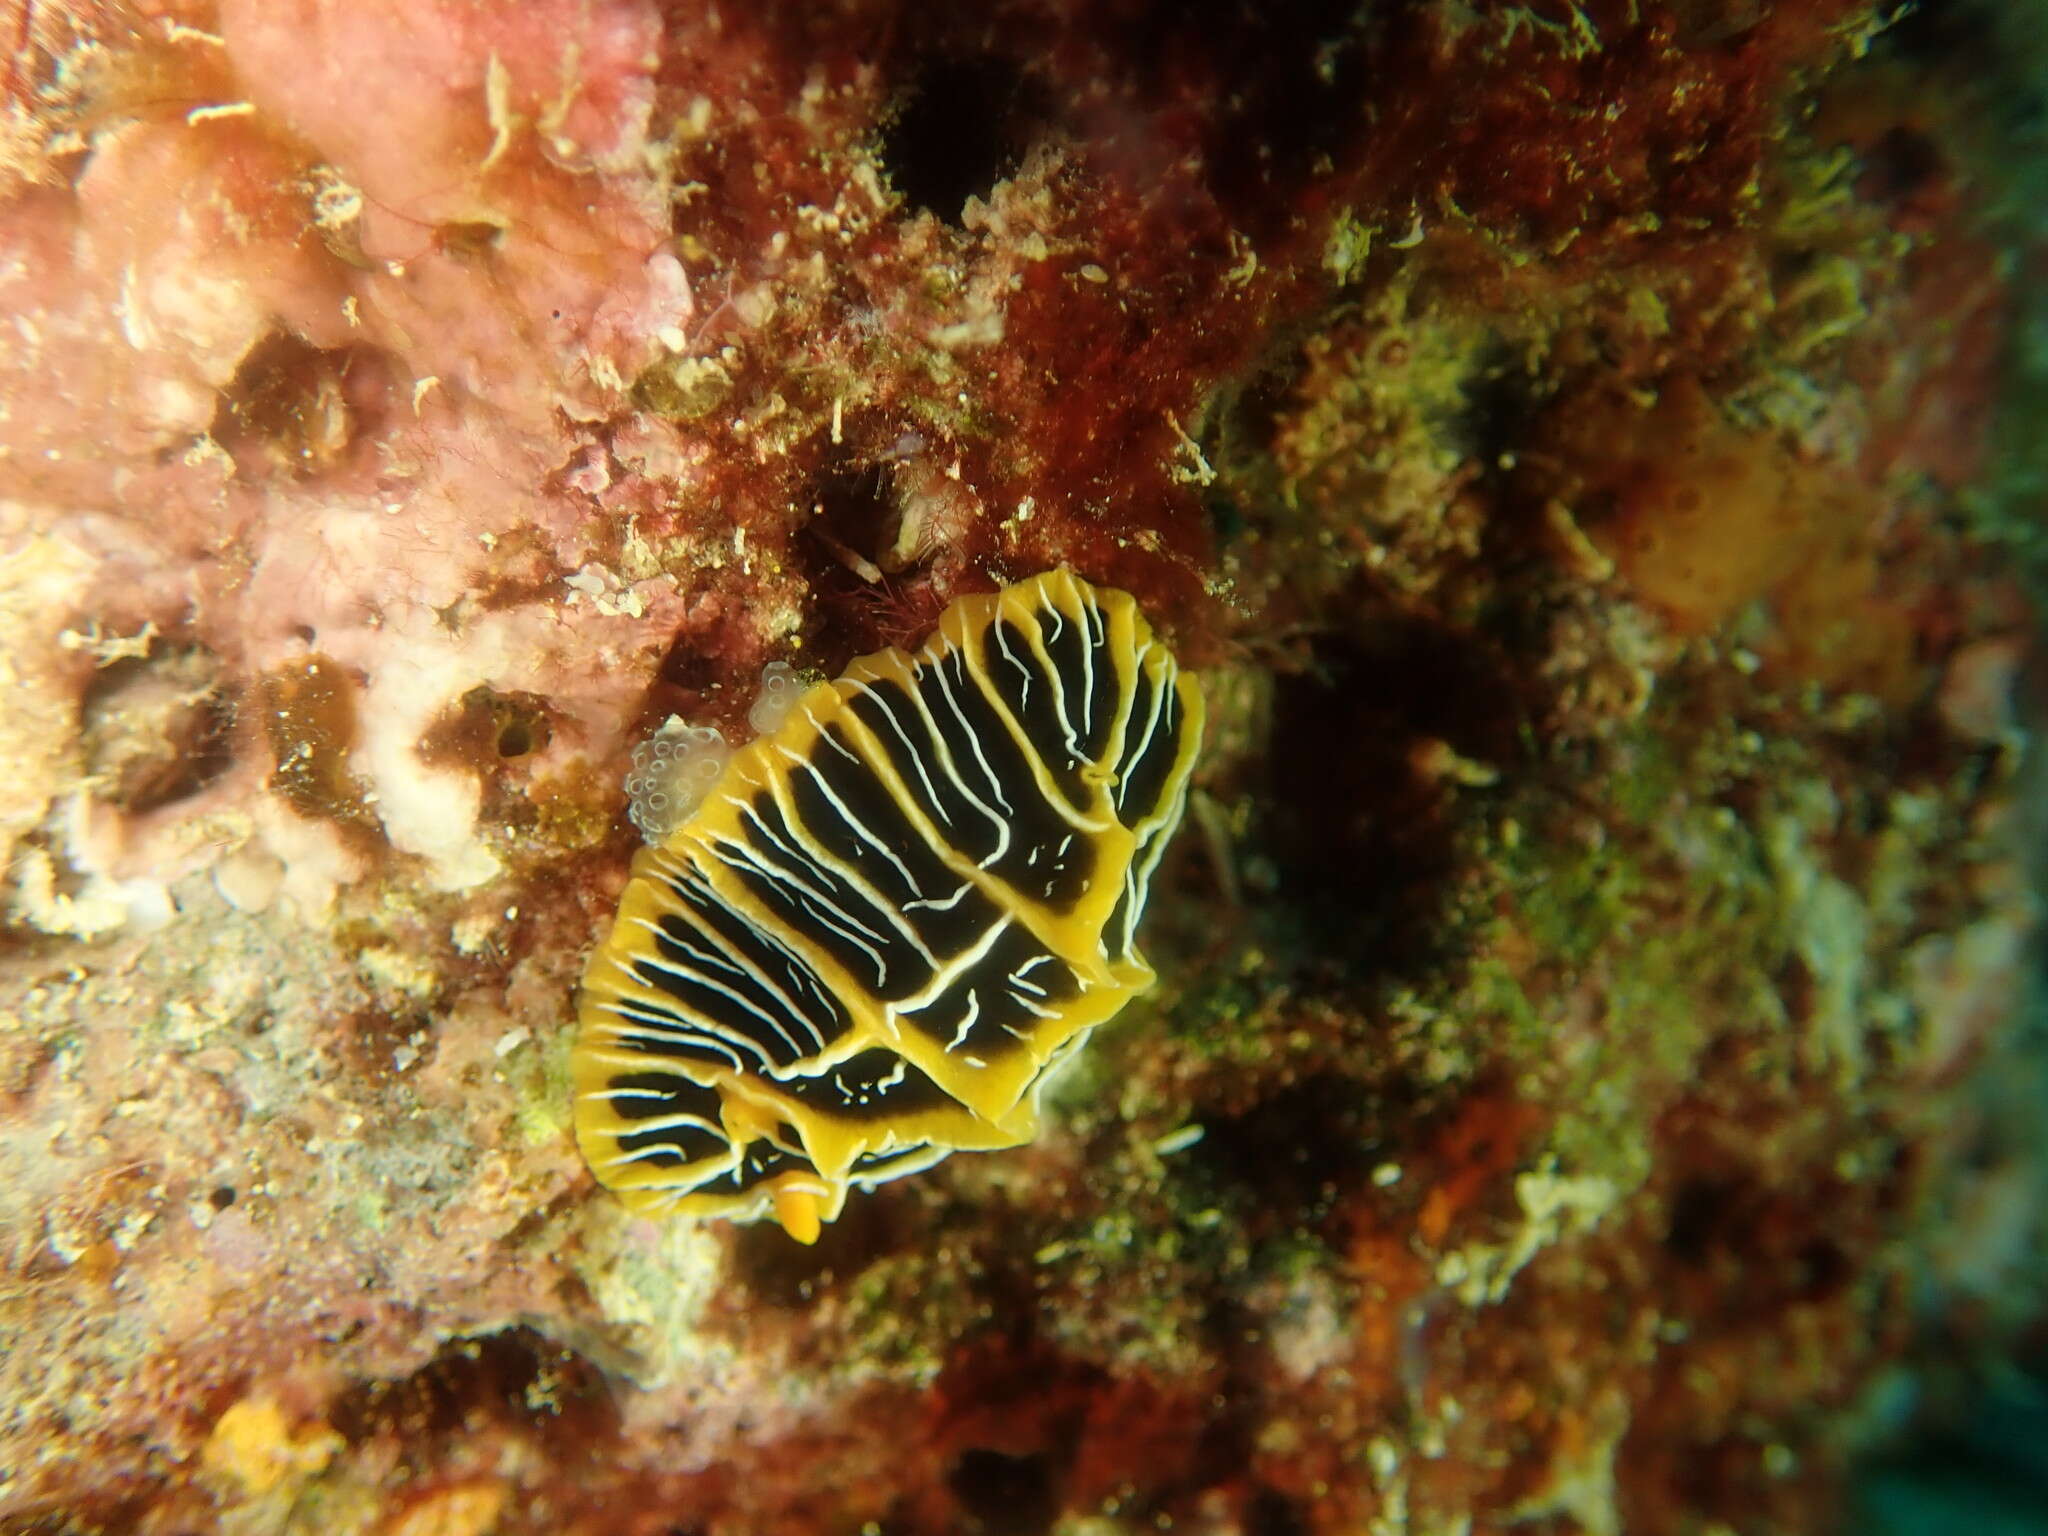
[572,569,1204,1242]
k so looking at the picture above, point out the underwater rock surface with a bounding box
[1,0,2043,1531]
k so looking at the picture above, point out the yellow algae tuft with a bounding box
[201,1394,340,1496]
[385,1479,509,1536]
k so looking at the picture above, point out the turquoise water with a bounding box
[1853,1352,2048,1531]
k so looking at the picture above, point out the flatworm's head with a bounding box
[572,569,1204,1242]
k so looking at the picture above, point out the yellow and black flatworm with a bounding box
[573,569,1204,1243]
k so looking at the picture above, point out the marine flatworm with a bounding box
[572,569,1204,1242]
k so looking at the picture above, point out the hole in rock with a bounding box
[328,1326,617,1458]
[655,631,720,696]
[1214,345,1312,464]
[882,53,1051,222]
[211,331,373,480]
[948,1447,1060,1536]
[810,461,898,571]
[1098,0,1371,234]
[1247,1486,1312,1536]
[261,654,382,846]
[1858,124,1946,206]
[420,686,556,775]
[1188,1074,1375,1231]
[435,219,506,259]
[1795,1236,1852,1302]
[1873,0,1996,68]
[728,1189,915,1309]
[1265,615,1523,966]
[79,641,238,814]
[796,456,947,670]
[1452,340,1545,479]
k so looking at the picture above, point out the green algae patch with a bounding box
[508,1026,576,1149]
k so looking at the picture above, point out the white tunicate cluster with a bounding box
[624,717,730,843]
[746,660,807,736]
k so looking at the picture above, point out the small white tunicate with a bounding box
[624,716,730,843]
[747,660,807,735]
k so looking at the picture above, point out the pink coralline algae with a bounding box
[3,0,709,914]
[1,1,2044,1533]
